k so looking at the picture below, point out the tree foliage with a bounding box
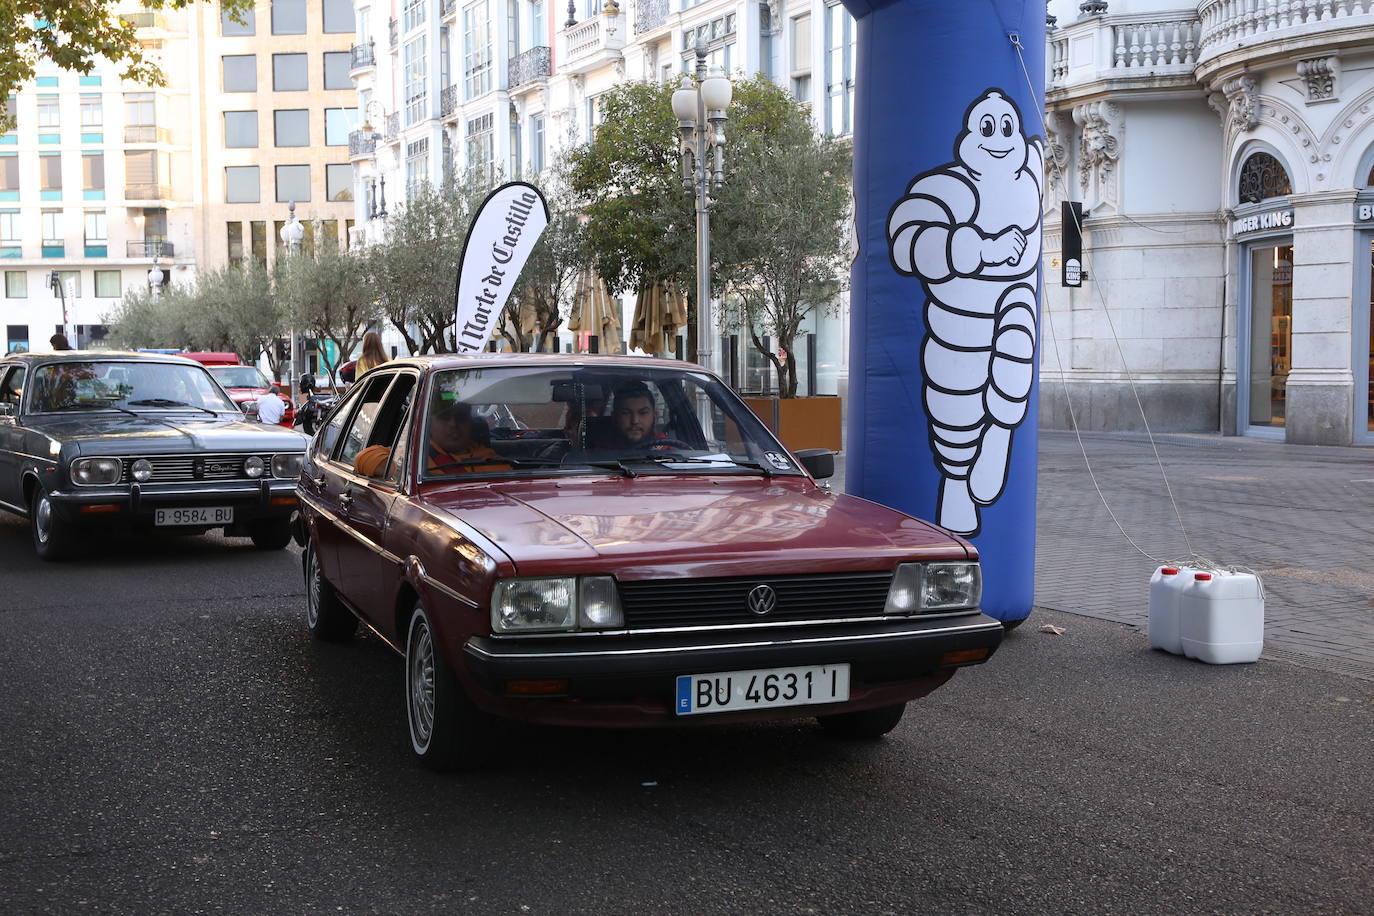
[277,242,377,387]
[1,1,251,130]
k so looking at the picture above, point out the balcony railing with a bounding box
[350,41,375,71]
[440,84,459,118]
[119,12,168,29]
[349,129,376,158]
[124,184,171,201]
[564,11,627,72]
[635,0,669,35]
[441,0,457,17]
[508,46,552,89]
[389,18,398,48]
[124,125,170,144]
[1197,0,1374,65]
[1048,10,1200,91]
[384,111,399,141]
[127,239,174,258]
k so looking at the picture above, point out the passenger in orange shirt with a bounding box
[426,402,506,475]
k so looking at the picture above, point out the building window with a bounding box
[403,0,427,33]
[0,156,15,194]
[52,270,79,297]
[276,164,311,202]
[40,154,61,191]
[226,165,260,203]
[465,113,493,179]
[80,94,102,128]
[530,114,544,174]
[274,53,308,91]
[326,163,353,201]
[325,108,357,146]
[405,138,429,197]
[823,3,854,136]
[5,271,26,298]
[82,153,103,191]
[221,2,255,35]
[274,109,310,147]
[403,38,428,125]
[124,92,155,128]
[41,211,62,247]
[94,269,121,298]
[124,149,163,198]
[271,0,306,35]
[1246,243,1294,429]
[463,1,492,100]
[85,211,107,246]
[37,94,59,129]
[0,210,19,246]
[1238,152,1293,204]
[250,220,267,266]
[224,110,258,148]
[324,0,355,33]
[222,55,257,92]
[227,220,244,265]
[323,51,352,90]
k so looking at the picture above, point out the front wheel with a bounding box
[248,518,292,550]
[304,541,357,641]
[817,702,907,740]
[30,489,77,561]
[405,603,492,771]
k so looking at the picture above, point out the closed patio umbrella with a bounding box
[630,282,687,356]
[568,269,622,354]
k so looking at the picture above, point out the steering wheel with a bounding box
[536,440,571,460]
[644,438,694,453]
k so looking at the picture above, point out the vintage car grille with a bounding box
[118,453,277,483]
[618,571,895,629]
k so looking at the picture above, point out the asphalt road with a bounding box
[1,514,1371,915]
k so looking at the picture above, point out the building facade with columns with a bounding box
[1044,0,1374,445]
[346,0,853,396]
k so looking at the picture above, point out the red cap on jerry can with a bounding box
[1194,572,1213,581]
[1161,567,1179,575]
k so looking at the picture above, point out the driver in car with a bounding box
[426,402,505,474]
[603,383,674,451]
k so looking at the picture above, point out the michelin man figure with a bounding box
[886,89,1043,536]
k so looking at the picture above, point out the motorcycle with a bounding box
[292,374,338,436]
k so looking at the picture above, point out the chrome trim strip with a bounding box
[49,483,296,500]
[419,573,480,609]
[0,496,25,514]
[464,618,1004,660]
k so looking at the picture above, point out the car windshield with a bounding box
[209,366,269,389]
[30,361,237,413]
[419,365,804,480]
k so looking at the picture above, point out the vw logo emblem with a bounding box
[747,584,777,616]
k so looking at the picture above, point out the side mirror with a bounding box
[793,448,835,480]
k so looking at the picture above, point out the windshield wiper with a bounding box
[124,398,221,417]
[55,402,141,419]
[581,454,774,477]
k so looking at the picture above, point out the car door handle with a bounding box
[311,474,326,488]
[339,491,353,510]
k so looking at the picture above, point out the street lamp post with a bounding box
[672,37,732,371]
[280,202,306,392]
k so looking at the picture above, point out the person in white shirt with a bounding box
[256,385,286,425]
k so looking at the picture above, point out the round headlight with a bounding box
[131,459,153,483]
[244,456,266,478]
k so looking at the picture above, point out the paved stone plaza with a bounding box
[839,429,1374,680]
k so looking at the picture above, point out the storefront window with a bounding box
[1248,243,1293,428]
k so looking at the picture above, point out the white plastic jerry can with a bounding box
[1179,571,1265,664]
[1147,566,1186,654]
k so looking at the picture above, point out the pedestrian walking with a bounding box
[49,333,72,351]
[256,384,286,425]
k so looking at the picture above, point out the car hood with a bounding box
[33,413,309,454]
[420,476,970,579]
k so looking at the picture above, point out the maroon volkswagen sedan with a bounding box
[296,355,1003,770]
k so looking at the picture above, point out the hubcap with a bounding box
[34,496,51,545]
[306,549,321,627]
[407,616,436,752]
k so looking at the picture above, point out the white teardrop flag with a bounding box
[453,182,550,353]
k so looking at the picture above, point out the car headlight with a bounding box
[578,576,624,629]
[71,457,123,486]
[919,562,982,611]
[884,563,923,613]
[131,458,153,482]
[492,578,577,633]
[244,456,266,478]
[271,453,304,479]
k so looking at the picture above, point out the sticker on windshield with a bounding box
[763,451,792,470]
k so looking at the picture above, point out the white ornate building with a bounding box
[346,0,854,395]
[1044,0,1374,445]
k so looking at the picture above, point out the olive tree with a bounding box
[277,244,377,387]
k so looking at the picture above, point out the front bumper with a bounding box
[460,612,1004,726]
[46,479,299,525]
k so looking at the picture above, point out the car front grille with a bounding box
[119,453,277,484]
[618,571,894,629]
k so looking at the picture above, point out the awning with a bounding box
[629,282,688,356]
[567,270,623,354]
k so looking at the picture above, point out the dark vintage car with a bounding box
[0,351,309,559]
[296,355,1004,770]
